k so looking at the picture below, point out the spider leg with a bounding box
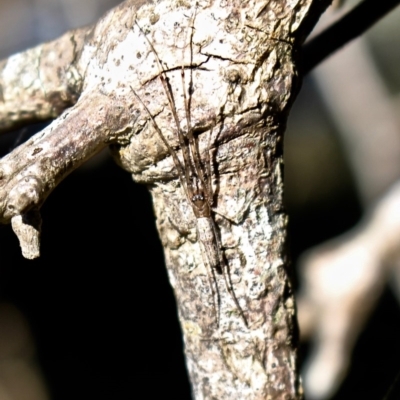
[135,21,194,194]
[181,13,224,324]
[179,15,248,327]
[180,17,209,200]
[199,240,221,326]
[207,216,249,327]
[135,16,248,328]
[130,87,189,198]
[221,258,249,327]
[204,128,214,203]
[181,66,207,188]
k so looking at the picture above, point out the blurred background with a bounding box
[0,0,400,399]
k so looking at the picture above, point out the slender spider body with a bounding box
[132,16,247,327]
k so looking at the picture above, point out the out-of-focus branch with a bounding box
[313,38,400,205]
[302,0,400,74]
[298,4,400,398]
[298,182,400,399]
[0,303,49,400]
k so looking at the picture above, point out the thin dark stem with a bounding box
[302,0,400,75]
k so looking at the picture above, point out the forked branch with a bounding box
[0,0,335,398]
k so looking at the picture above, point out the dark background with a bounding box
[1,1,400,399]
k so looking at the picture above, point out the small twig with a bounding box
[302,0,400,74]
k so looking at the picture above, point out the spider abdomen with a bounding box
[196,216,220,269]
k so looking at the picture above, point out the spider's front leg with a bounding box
[0,92,132,258]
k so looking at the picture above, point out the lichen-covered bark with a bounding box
[0,0,331,398]
[0,28,86,131]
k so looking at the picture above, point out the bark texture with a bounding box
[0,0,331,398]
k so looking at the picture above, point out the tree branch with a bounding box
[0,28,87,133]
[0,0,336,398]
[298,181,400,398]
[302,0,400,74]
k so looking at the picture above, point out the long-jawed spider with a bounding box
[131,14,247,328]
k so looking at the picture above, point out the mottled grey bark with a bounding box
[0,0,331,398]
